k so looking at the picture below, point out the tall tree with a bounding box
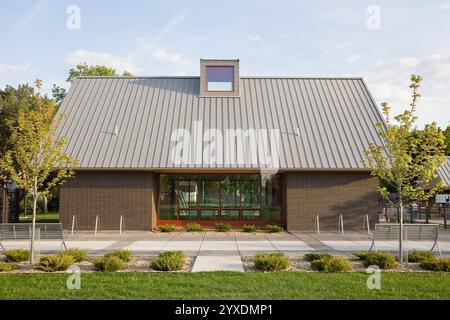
[52,63,133,104]
[1,80,77,264]
[363,74,446,263]
[444,125,450,156]
[0,84,36,222]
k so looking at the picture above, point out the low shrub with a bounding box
[0,262,18,272]
[310,256,352,272]
[304,253,332,262]
[93,256,125,272]
[254,253,290,271]
[36,254,75,272]
[185,223,203,232]
[242,224,256,233]
[353,252,370,261]
[60,248,88,262]
[363,252,397,269]
[105,249,132,262]
[3,249,29,262]
[419,257,450,272]
[159,224,176,233]
[408,250,435,263]
[265,224,283,233]
[215,223,231,232]
[151,251,185,271]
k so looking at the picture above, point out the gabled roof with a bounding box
[438,157,450,186]
[56,76,385,170]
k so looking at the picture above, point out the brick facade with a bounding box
[60,171,156,231]
[283,171,379,231]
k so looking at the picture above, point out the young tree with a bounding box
[363,75,446,263]
[1,80,77,264]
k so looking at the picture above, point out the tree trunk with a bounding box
[29,178,38,265]
[43,196,48,213]
[24,191,28,217]
[399,202,404,263]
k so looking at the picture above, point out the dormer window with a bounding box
[200,59,239,97]
[206,66,234,92]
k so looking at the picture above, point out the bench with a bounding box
[369,223,441,255]
[0,223,67,251]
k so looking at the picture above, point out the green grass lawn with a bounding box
[0,272,449,300]
[19,212,59,223]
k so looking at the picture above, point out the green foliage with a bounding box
[215,223,232,232]
[254,253,290,271]
[3,249,29,262]
[419,257,450,272]
[242,224,257,233]
[93,256,125,272]
[408,250,435,263]
[105,249,132,262]
[185,223,203,232]
[0,262,18,272]
[304,253,332,262]
[159,224,176,233]
[363,75,446,206]
[36,254,75,272]
[51,85,67,106]
[363,252,398,269]
[443,125,450,156]
[60,248,88,262]
[151,251,185,271]
[353,252,370,261]
[265,224,284,233]
[310,256,352,272]
[66,63,133,83]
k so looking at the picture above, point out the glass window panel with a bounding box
[261,207,281,222]
[199,210,219,221]
[220,210,240,220]
[198,176,219,208]
[179,210,198,221]
[242,210,260,221]
[220,175,240,208]
[159,175,177,220]
[241,179,260,208]
[178,176,198,208]
[206,66,234,92]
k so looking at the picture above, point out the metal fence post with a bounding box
[338,214,344,235]
[119,215,123,234]
[94,215,100,235]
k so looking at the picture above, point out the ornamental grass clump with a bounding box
[36,254,75,272]
[93,256,125,272]
[242,224,257,233]
[3,249,29,262]
[310,256,352,272]
[185,223,203,232]
[159,224,176,233]
[408,250,435,263]
[254,253,290,271]
[151,251,185,271]
[419,257,450,272]
[105,249,132,262]
[215,223,231,232]
[265,225,283,233]
[304,253,332,262]
[0,262,18,272]
[363,252,397,269]
[60,248,88,262]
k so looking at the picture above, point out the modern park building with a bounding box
[55,59,388,231]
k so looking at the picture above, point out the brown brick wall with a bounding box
[60,171,156,231]
[284,172,379,231]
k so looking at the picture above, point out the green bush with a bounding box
[159,224,176,233]
[36,254,75,272]
[105,249,132,262]
[3,249,29,262]
[353,252,370,261]
[419,257,450,272]
[93,256,125,272]
[185,223,203,232]
[363,252,397,269]
[151,251,185,271]
[242,224,256,233]
[60,248,88,262]
[310,256,352,272]
[0,262,18,272]
[408,250,435,263]
[304,253,332,262]
[265,224,284,233]
[215,223,231,232]
[254,253,290,271]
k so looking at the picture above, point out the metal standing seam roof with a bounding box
[437,157,450,187]
[56,76,385,170]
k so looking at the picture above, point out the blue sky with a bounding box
[1,0,450,127]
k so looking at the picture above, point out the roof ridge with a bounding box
[75,75,364,80]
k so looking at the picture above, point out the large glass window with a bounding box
[206,66,234,92]
[158,174,281,222]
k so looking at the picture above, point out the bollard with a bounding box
[94,215,100,235]
[315,214,320,235]
[337,214,344,235]
[71,215,77,235]
[119,215,124,234]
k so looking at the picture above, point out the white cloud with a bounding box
[348,54,362,63]
[441,3,450,10]
[65,49,140,74]
[365,54,450,128]
[154,10,189,42]
[337,41,351,49]
[0,64,30,77]
[136,39,194,67]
